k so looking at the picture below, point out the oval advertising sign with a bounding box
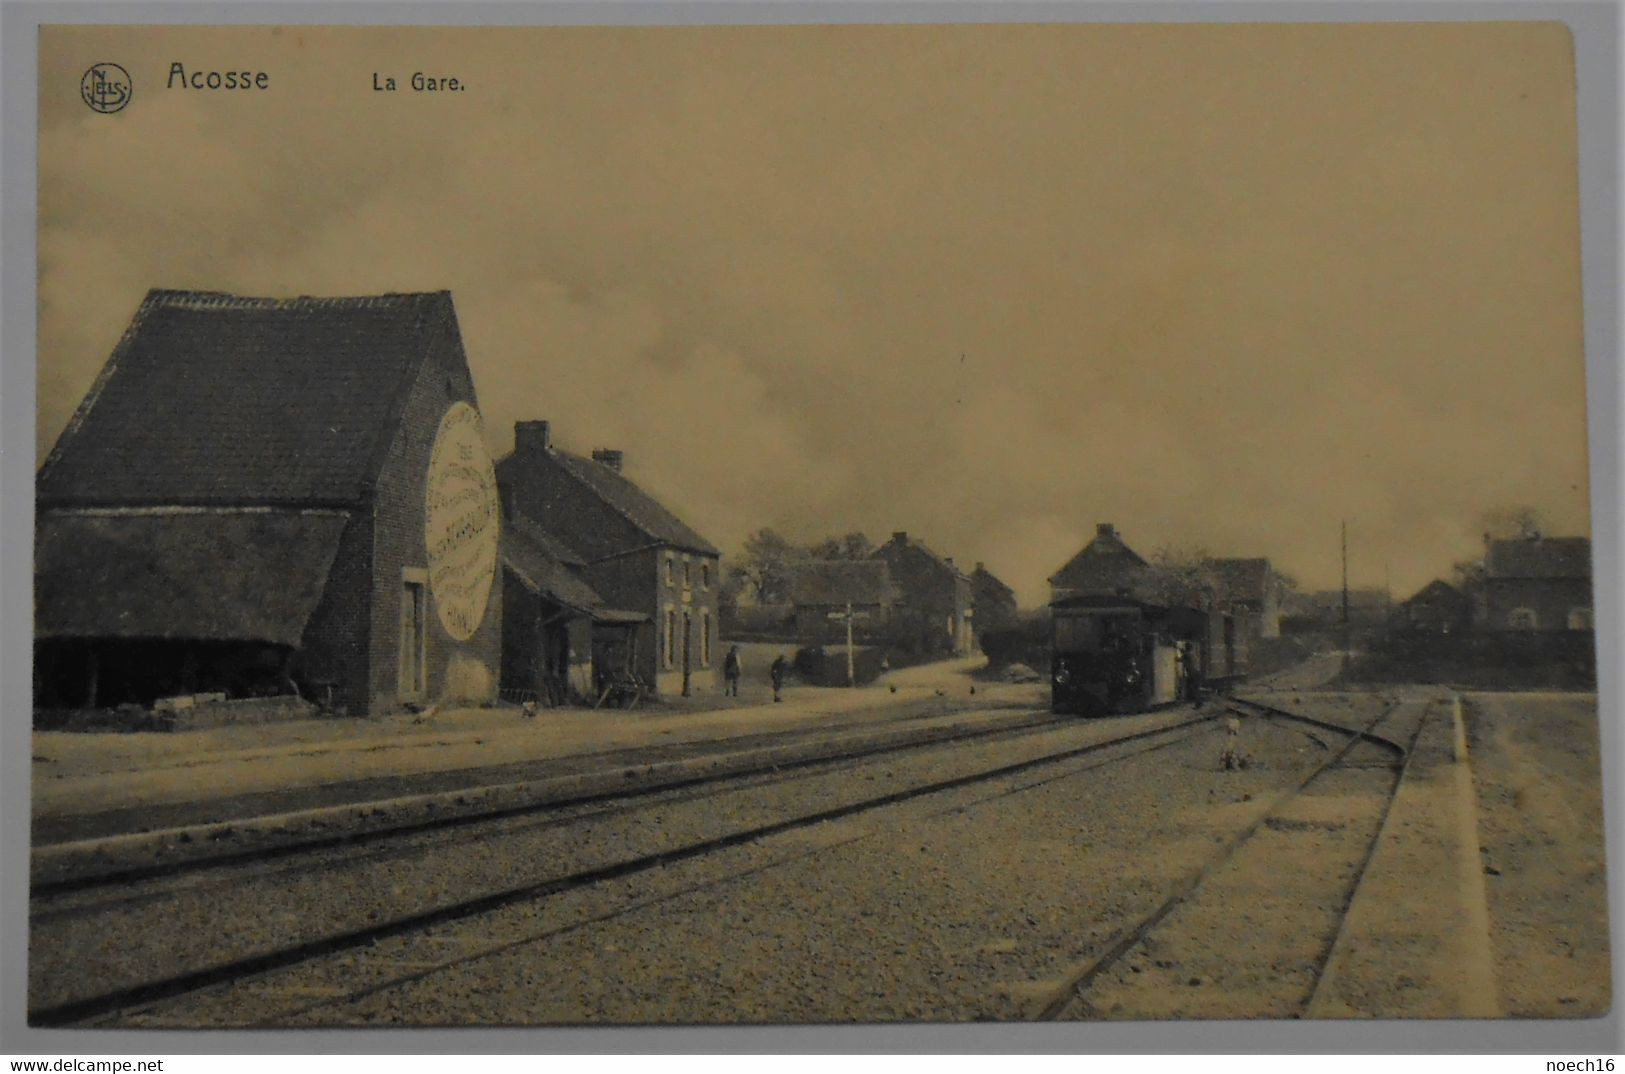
[424,402,499,641]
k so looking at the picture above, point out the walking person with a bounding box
[723,644,743,697]
[770,652,788,703]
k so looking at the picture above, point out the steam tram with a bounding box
[1050,594,1241,715]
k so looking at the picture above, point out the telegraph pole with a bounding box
[1341,520,1351,681]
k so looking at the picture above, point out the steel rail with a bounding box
[31,705,1068,899]
[33,714,1218,1027]
[1030,700,1410,1021]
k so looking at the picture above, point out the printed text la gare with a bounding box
[373,72,465,92]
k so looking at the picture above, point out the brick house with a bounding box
[1397,579,1472,634]
[789,560,898,645]
[1203,557,1284,640]
[1048,523,1157,603]
[500,514,645,705]
[1480,535,1593,631]
[496,421,721,696]
[34,290,502,716]
[870,531,974,656]
[970,562,1019,635]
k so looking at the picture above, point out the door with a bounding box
[400,579,427,700]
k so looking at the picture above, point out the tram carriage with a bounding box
[1050,594,1242,715]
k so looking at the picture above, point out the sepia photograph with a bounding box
[22,17,1613,1034]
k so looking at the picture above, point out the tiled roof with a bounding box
[1202,558,1272,603]
[1485,536,1591,580]
[872,533,970,582]
[37,290,457,507]
[501,516,602,613]
[1048,529,1150,590]
[35,508,349,645]
[790,560,897,606]
[971,565,1015,600]
[1403,579,1468,607]
[499,445,719,558]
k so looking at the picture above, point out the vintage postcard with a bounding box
[27,20,1609,1030]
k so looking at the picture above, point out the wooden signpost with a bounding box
[826,602,871,686]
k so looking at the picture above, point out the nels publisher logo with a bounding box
[80,62,131,114]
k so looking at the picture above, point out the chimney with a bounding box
[975,562,985,572]
[592,449,624,473]
[1096,522,1117,538]
[515,420,551,454]
[891,531,908,543]
[945,557,955,568]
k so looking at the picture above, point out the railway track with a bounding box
[1029,696,1430,1021]
[32,702,1065,895]
[32,710,1220,1027]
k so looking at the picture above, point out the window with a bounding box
[1568,608,1593,631]
[701,609,712,666]
[1507,608,1538,630]
[701,563,711,590]
[664,608,677,667]
[683,559,692,590]
[666,556,675,587]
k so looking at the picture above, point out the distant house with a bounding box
[1397,579,1472,635]
[1285,588,1391,633]
[1048,523,1157,603]
[33,290,503,716]
[870,531,974,656]
[1481,534,1593,632]
[496,420,722,696]
[970,563,1019,635]
[788,560,898,645]
[1203,558,1284,640]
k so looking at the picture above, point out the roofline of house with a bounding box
[508,444,720,558]
[580,539,719,565]
[36,496,366,512]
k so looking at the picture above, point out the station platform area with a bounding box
[31,654,1043,846]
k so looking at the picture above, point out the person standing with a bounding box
[1222,711,1243,770]
[723,644,743,697]
[770,652,788,703]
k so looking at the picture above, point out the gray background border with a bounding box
[2,0,1619,1055]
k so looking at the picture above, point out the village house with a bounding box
[1284,588,1391,634]
[1480,534,1593,631]
[1396,579,1473,635]
[34,290,503,716]
[970,562,1019,635]
[500,514,651,706]
[1048,523,1158,603]
[870,531,974,656]
[496,420,721,696]
[788,560,898,646]
[1203,557,1285,641]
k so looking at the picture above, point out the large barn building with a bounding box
[34,289,503,717]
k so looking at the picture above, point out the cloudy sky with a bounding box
[38,22,1591,605]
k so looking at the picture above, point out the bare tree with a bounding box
[730,528,801,604]
[807,531,874,561]
[1146,543,1221,609]
[1480,505,1547,541]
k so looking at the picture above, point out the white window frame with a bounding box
[664,607,677,668]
